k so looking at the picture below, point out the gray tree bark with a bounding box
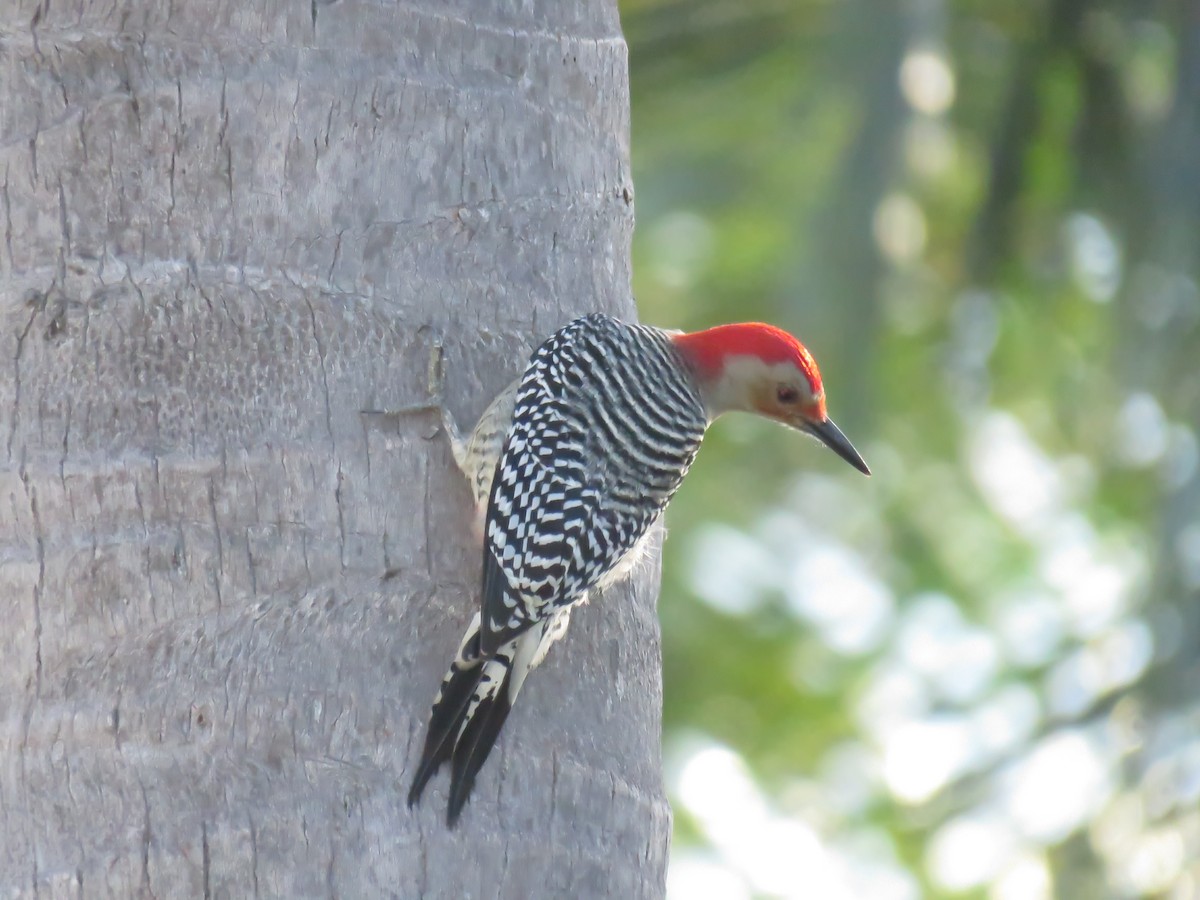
[0,1,670,896]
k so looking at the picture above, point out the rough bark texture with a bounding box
[0,1,670,896]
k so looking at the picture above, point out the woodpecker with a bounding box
[408,313,869,825]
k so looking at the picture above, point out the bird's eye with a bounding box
[776,384,800,405]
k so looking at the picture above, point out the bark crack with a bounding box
[326,837,336,899]
[139,785,153,895]
[8,306,38,460]
[201,821,211,900]
[248,815,261,899]
[246,528,258,596]
[19,466,44,694]
[326,229,343,287]
[423,458,434,577]
[58,394,72,484]
[303,297,335,446]
[550,749,559,831]
[335,465,347,570]
[2,165,14,272]
[208,478,224,607]
[57,176,71,264]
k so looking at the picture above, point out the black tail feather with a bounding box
[410,619,548,826]
[407,656,485,808]
[446,660,516,826]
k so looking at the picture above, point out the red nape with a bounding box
[672,322,823,393]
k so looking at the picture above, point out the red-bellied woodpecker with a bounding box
[408,313,869,825]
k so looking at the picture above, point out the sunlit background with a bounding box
[621,1,1200,897]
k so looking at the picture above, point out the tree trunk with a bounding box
[0,1,670,896]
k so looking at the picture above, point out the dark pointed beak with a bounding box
[802,417,871,476]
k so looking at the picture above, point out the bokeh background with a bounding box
[621,1,1200,897]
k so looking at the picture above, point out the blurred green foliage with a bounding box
[623,1,1200,897]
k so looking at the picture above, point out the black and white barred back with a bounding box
[479,313,709,656]
[408,314,709,825]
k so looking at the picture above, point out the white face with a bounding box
[706,356,825,425]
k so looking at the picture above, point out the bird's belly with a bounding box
[593,518,662,594]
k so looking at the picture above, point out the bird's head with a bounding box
[673,322,871,476]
